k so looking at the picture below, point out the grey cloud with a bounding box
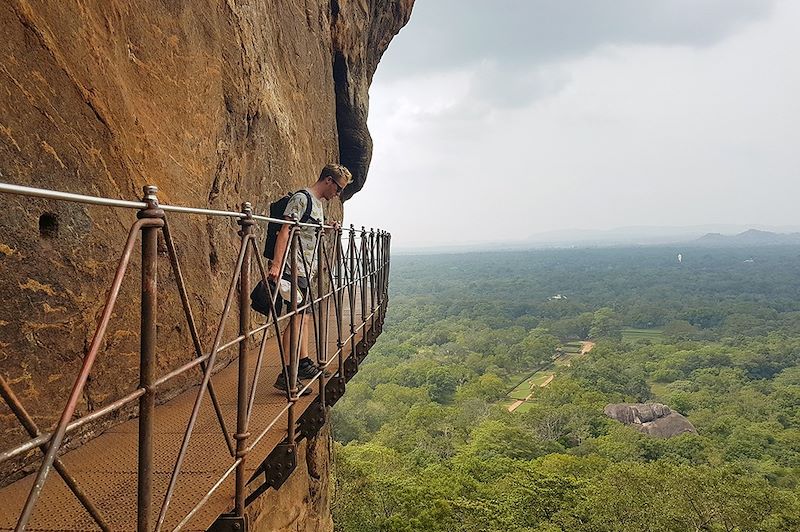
[380,0,777,78]
[468,62,572,108]
[356,1,800,247]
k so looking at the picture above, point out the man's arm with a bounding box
[268,223,291,281]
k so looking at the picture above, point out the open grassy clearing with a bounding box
[507,341,596,411]
[554,352,579,366]
[513,402,536,414]
[508,388,529,401]
[530,372,553,386]
[508,370,553,399]
[621,328,664,343]
[506,370,534,385]
[649,381,670,399]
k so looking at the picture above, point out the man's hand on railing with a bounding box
[268,262,281,282]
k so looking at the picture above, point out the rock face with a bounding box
[604,403,697,438]
[0,0,412,523]
[247,423,334,532]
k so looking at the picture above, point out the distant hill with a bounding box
[521,225,800,248]
[397,225,800,253]
[693,229,800,246]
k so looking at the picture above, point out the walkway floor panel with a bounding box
[0,297,370,531]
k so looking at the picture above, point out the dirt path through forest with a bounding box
[507,341,595,412]
[507,399,525,412]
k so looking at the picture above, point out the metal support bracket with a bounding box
[355,339,368,363]
[325,376,347,406]
[245,442,298,506]
[262,442,297,490]
[344,355,359,381]
[296,398,326,442]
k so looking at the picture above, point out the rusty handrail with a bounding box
[0,182,339,229]
[0,181,390,531]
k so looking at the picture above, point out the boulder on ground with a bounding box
[604,402,697,438]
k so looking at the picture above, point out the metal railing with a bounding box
[0,182,390,531]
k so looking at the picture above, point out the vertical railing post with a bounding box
[384,232,391,315]
[288,217,300,442]
[137,185,164,532]
[380,231,384,305]
[376,230,383,320]
[376,231,382,320]
[316,224,327,398]
[360,227,368,326]
[348,225,357,356]
[234,202,254,517]
[369,229,376,332]
[336,228,345,378]
[386,233,390,304]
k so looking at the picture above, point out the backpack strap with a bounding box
[295,189,318,224]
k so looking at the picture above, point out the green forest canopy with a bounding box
[332,246,800,531]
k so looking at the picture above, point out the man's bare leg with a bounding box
[276,313,313,393]
[299,313,309,359]
[280,318,294,382]
[282,312,310,370]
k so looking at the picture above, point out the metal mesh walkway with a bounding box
[0,182,391,531]
[0,298,368,531]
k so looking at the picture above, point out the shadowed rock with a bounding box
[604,402,697,438]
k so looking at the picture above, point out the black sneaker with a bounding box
[273,371,312,396]
[298,357,331,379]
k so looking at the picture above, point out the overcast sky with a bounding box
[345,0,800,248]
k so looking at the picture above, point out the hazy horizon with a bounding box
[346,1,800,248]
[391,222,800,252]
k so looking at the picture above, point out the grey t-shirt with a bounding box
[282,189,324,278]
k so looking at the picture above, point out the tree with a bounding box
[589,308,622,340]
[426,366,460,403]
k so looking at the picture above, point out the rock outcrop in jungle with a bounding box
[604,403,698,438]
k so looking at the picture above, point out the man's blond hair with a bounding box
[319,163,352,185]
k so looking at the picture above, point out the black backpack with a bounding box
[263,190,316,259]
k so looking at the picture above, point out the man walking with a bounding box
[269,164,351,391]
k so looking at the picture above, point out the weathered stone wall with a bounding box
[246,424,334,532]
[0,0,412,519]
